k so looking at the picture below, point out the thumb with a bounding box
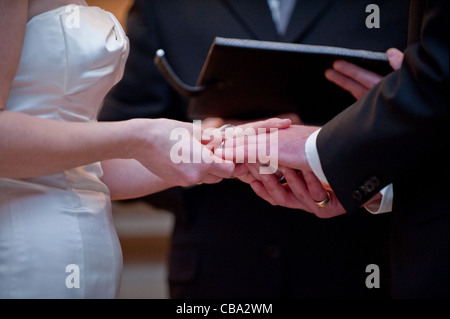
[386,48,404,70]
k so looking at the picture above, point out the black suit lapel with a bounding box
[222,0,280,41]
[283,0,336,42]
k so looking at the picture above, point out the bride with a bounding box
[0,0,290,298]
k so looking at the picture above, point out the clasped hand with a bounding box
[133,117,292,188]
[214,123,346,218]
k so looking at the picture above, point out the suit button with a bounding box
[366,176,381,193]
[352,189,363,202]
[267,245,281,259]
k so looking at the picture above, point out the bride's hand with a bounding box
[201,117,292,150]
[130,117,291,187]
[130,118,235,187]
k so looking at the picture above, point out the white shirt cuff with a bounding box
[364,184,393,214]
[305,128,329,185]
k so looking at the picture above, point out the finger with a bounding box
[200,174,224,185]
[246,162,263,182]
[202,117,225,129]
[222,125,280,148]
[276,113,303,125]
[259,173,292,204]
[238,118,291,132]
[274,170,284,182]
[215,141,260,163]
[233,163,256,184]
[386,48,404,70]
[325,68,369,100]
[223,128,275,152]
[234,162,249,177]
[302,171,329,203]
[207,159,236,179]
[214,126,278,164]
[224,134,258,148]
[333,60,383,90]
[201,127,224,147]
[259,171,310,210]
[280,168,313,205]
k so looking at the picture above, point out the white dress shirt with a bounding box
[267,0,297,35]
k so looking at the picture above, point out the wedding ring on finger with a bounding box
[218,124,235,148]
[219,124,235,132]
[314,191,331,208]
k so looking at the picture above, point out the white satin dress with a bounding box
[0,5,129,298]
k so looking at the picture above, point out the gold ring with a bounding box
[314,191,331,208]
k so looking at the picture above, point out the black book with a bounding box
[154,37,393,124]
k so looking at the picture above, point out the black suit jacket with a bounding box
[317,0,449,298]
[99,0,410,298]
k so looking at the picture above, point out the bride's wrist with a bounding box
[120,118,150,159]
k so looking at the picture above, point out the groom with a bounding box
[227,0,449,299]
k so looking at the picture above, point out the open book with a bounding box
[154,37,393,124]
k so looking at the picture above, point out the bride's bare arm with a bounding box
[100,159,173,200]
[0,2,235,199]
[0,111,137,178]
[0,111,235,187]
[0,111,237,201]
[0,0,27,110]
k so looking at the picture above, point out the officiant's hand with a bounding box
[325,48,404,100]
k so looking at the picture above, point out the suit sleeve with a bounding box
[98,0,186,121]
[316,0,449,213]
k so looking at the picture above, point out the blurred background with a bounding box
[86,0,173,299]
[87,0,133,29]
